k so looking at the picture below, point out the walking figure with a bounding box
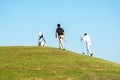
[81,33,93,57]
[55,24,65,50]
[38,32,46,46]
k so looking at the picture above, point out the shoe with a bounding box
[82,53,85,55]
[90,53,93,57]
[63,48,65,50]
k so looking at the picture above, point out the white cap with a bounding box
[39,32,43,36]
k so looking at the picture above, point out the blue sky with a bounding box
[0,0,120,64]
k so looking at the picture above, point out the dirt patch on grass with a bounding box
[21,77,43,80]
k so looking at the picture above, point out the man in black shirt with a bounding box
[56,24,65,50]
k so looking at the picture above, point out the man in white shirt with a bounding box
[82,33,93,57]
[38,32,46,46]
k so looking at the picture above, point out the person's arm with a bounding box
[81,35,86,42]
[81,37,83,41]
[62,28,65,35]
[63,31,65,35]
[55,29,58,38]
[83,36,87,42]
[38,36,40,41]
[55,32,57,38]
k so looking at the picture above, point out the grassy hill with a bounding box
[0,46,120,80]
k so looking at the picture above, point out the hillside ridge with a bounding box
[0,46,120,80]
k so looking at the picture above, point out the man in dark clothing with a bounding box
[55,24,65,50]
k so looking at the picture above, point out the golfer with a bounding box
[38,32,46,46]
[82,33,93,57]
[55,24,65,50]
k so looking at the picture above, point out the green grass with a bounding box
[0,46,120,80]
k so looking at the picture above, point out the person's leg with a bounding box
[86,43,91,56]
[38,42,40,46]
[59,35,65,49]
[86,43,89,55]
[86,42,93,57]
[58,36,62,49]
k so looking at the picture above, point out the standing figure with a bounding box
[38,32,46,46]
[55,24,65,50]
[82,33,93,57]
